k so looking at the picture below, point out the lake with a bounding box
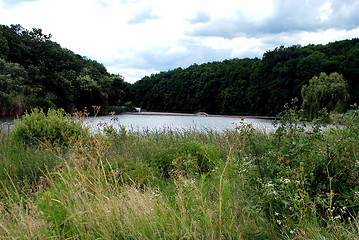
[0,116,16,133]
[83,112,277,133]
[0,113,277,134]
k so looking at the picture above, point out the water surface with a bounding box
[0,113,277,134]
[84,113,276,133]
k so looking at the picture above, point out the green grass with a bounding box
[0,108,358,239]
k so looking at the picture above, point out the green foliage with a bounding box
[302,72,349,120]
[0,24,131,115]
[11,108,87,145]
[131,39,359,116]
[0,28,9,59]
[137,137,220,177]
[1,108,359,238]
[258,103,359,235]
[2,22,359,117]
[0,58,27,115]
[0,136,60,198]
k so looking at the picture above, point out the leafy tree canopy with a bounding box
[301,72,349,120]
[130,39,359,116]
[0,24,131,116]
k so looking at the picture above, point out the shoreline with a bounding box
[121,112,279,120]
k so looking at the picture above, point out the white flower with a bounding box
[266,181,274,187]
[276,219,282,225]
[275,212,279,216]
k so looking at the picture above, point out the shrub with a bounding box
[148,139,219,177]
[11,108,88,146]
[258,102,359,235]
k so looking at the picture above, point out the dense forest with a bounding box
[0,24,132,116]
[1,23,358,117]
[130,39,359,116]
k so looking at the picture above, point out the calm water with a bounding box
[83,113,276,133]
[0,113,277,133]
[0,116,16,133]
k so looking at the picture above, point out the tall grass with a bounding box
[0,107,358,239]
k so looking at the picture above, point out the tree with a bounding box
[0,27,9,59]
[0,58,27,115]
[301,72,349,120]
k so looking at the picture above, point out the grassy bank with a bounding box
[0,107,358,239]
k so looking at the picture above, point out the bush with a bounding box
[11,108,88,146]
[146,139,219,177]
[257,102,359,235]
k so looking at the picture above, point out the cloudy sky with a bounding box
[1,0,359,83]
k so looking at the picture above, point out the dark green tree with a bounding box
[0,58,27,115]
[301,72,349,120]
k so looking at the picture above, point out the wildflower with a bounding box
[276,219,282,225]
[266,181,274,187]
[284,178,290,184]
[274,212,279,216]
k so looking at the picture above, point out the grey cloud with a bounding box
[127,7,160,24]
[1,0,38,9]
[187,0,359,39]
[109,42,231,76]
[187,11,211,24]
[140,45,231,71]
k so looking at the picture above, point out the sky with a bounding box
[1,0,359,83]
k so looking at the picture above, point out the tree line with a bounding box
[130,39,359,117]
[0,24,132,116]
[1,23,358,118]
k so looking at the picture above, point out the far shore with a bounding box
[121,111,279,120]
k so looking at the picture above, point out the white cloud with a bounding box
[187,11,211,24]
[317,2,333,21]
[0,0,38,9]
[1,0,359,83]
[127,7,160,24]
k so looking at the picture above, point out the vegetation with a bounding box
[0,24,132,116]
[0,107,358,239]
[11,108,88,146]
[1,23,359,118]
[1,22,358,238]
[301,72,349,120]
[130,40,359,116]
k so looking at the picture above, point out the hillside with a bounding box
[130,39,359,116]
[0,24,131,116]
